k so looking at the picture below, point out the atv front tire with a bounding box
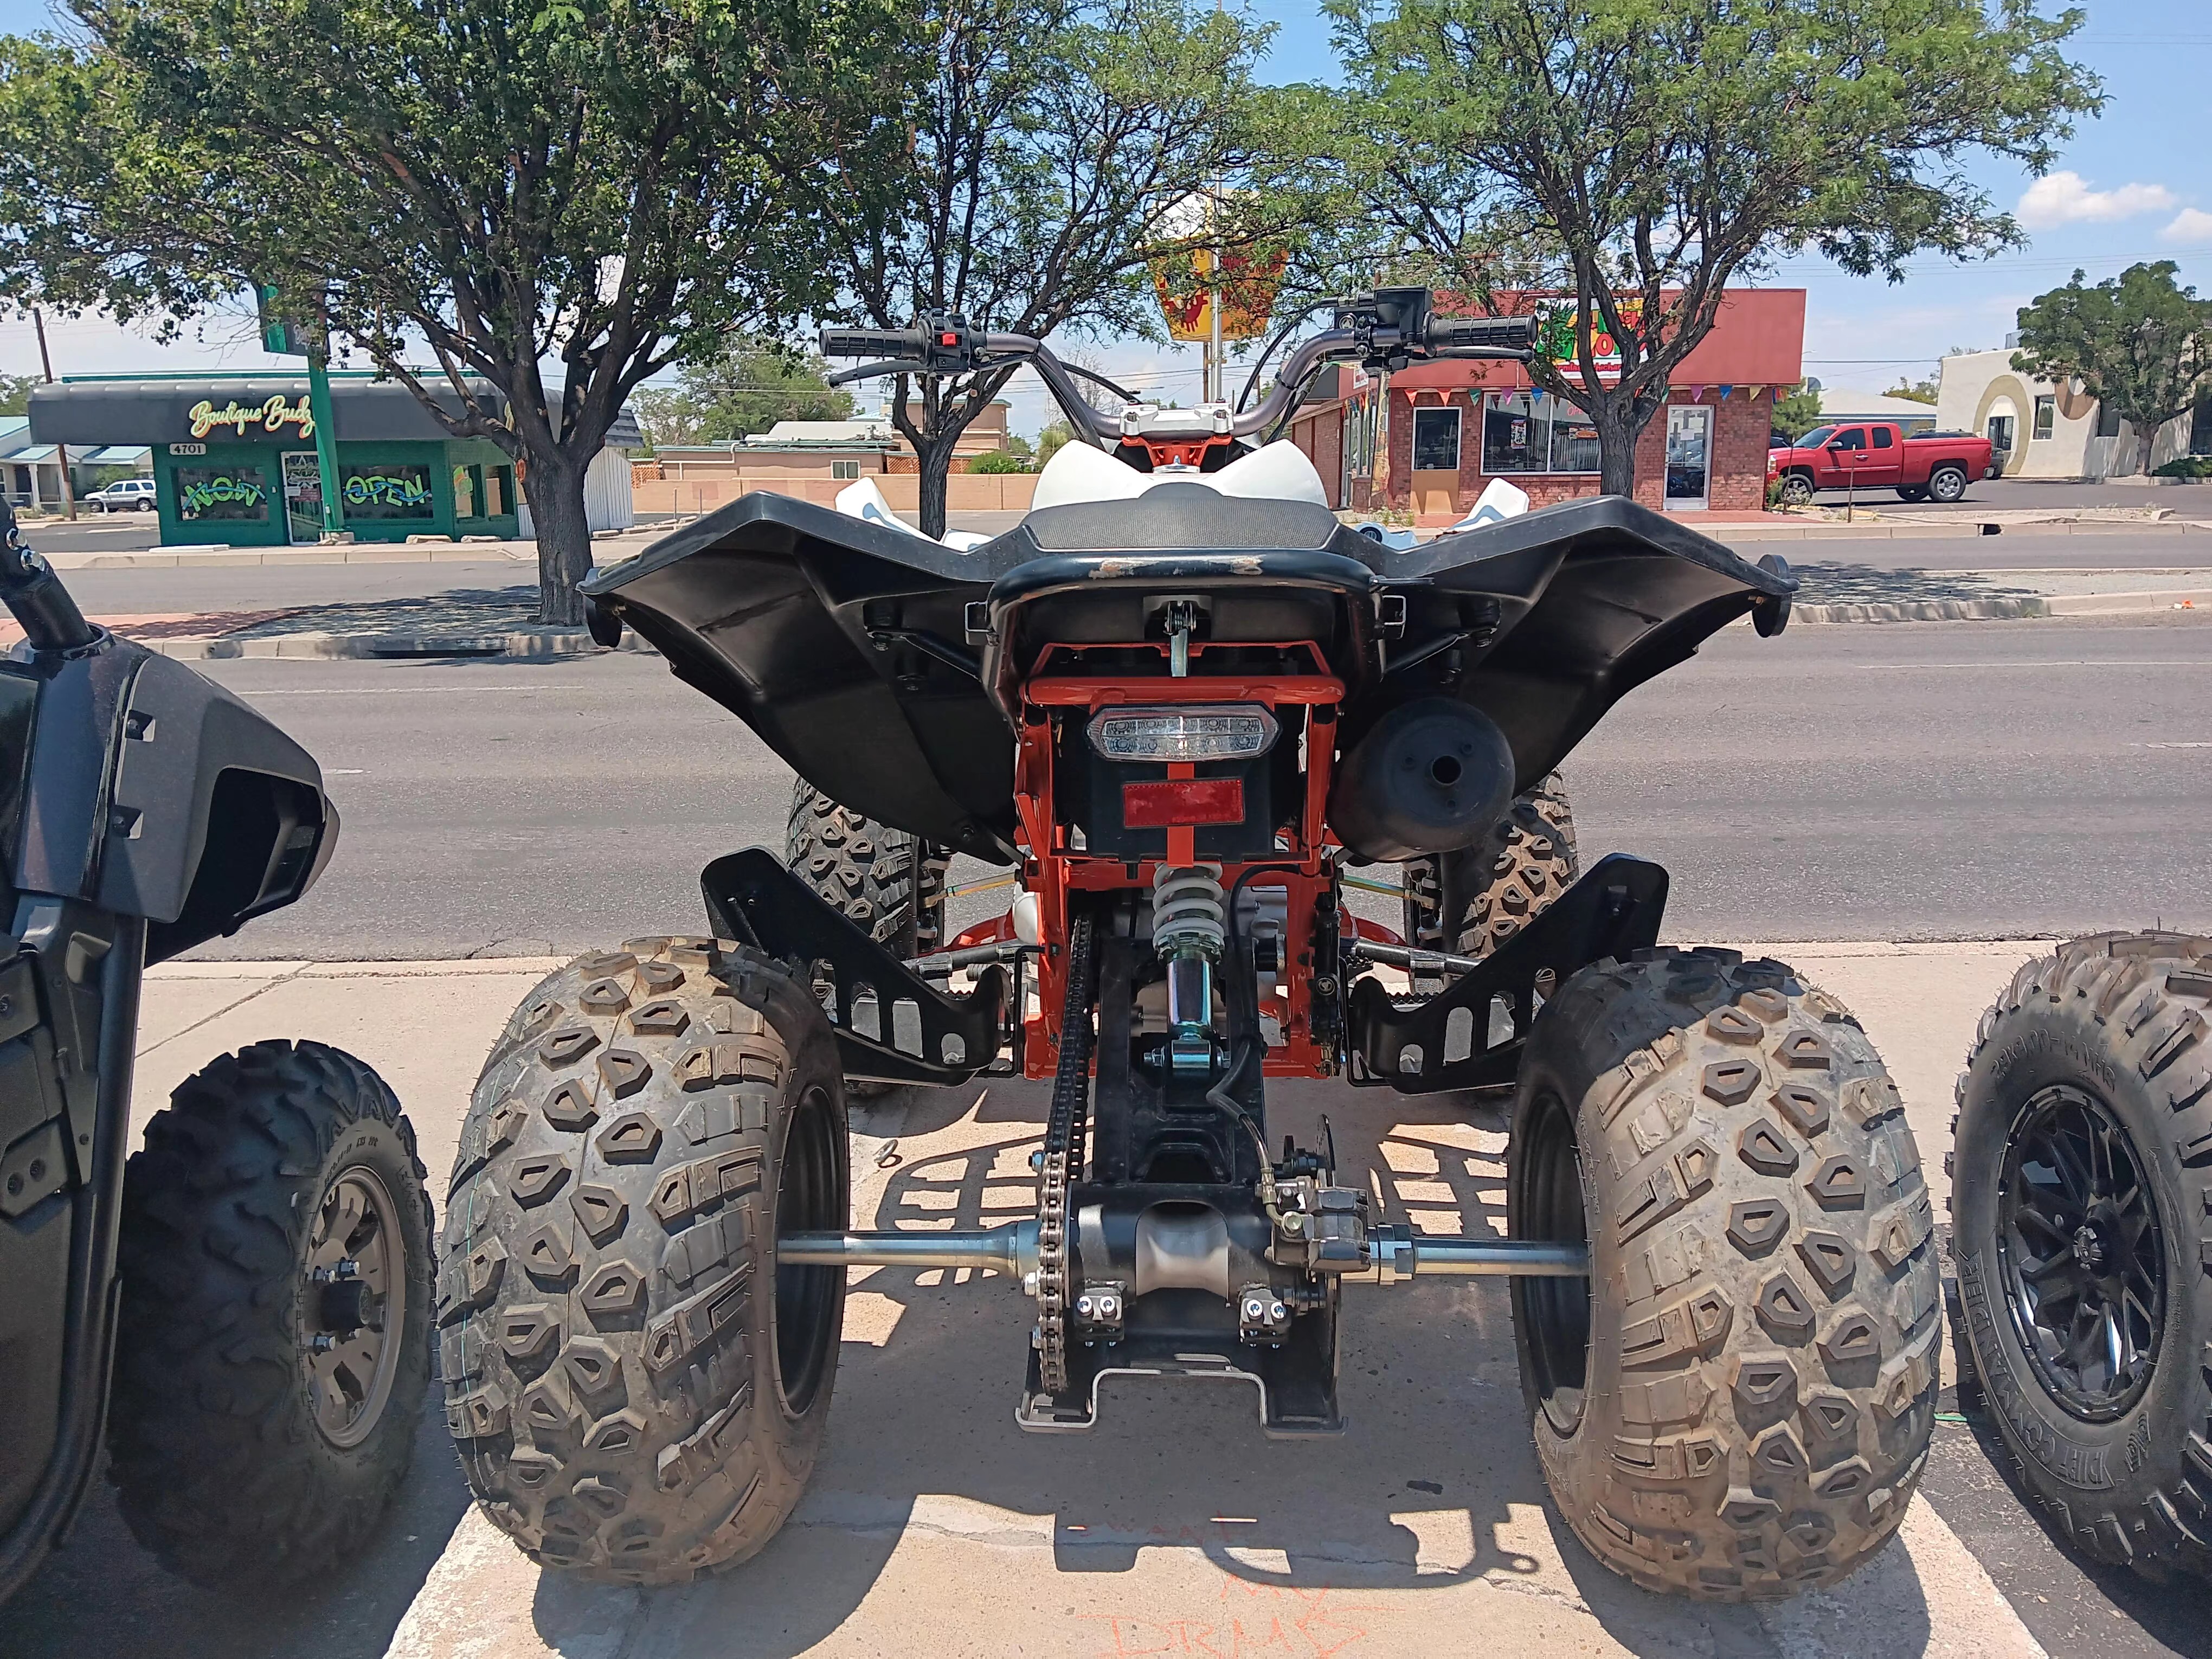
[441,938,847,1584]
[107,1041,433,1589]
[1403,774,1578,962]
[1949,932,2212,1577]
[1509,947,1939,1600]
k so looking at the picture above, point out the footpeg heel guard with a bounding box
[702,847,1006,1086]
[1348,853,1668,1094]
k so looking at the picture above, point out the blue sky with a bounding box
[3,0,2207,436]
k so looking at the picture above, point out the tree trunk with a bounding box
[916,436,957,539]
[1591,391,1638,499]
[521,450,594,625]
[2136,421,2158,478]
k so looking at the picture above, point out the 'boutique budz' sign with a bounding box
[187,395,316,440]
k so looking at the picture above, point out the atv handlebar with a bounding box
[818,289,1536,451]
[0,498,98,655]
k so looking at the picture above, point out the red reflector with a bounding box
[1122,777,1244,828]
[940,331,959,346]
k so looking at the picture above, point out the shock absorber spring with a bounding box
[1152,864,1225,1073]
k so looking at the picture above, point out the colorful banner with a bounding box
[1533,298,1645,383]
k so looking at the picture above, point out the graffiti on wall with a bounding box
[343,472,432,509]
[176,473,268,518]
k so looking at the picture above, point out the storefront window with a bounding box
[1411,405,1462,471]
[1482,393,1601,474]
[454,463,482,518]
[2032,396,2055,440]
[173,465,272,523]
[339,462,436,520]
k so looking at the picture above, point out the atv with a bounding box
[1949,930,2212,1579]
[441,288,1940,1601]
[0,500,432,1605]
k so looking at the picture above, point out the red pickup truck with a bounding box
[1767,422,1998,505]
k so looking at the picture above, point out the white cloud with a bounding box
[2016,171,2177,230]
[2164,207,2212,243]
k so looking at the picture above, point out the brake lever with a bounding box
[826,358,930,386]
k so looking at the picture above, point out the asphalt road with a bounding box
[174,607,2212,961]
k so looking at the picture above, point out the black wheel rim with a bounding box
[1996,1084,2166,1422]
[1513,1086,1590,1434]
[773,1084,842,1417]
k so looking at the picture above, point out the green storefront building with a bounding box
[28,374,533,547]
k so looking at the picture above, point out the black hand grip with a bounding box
[820,327,930,360]
[1427,314,1538,352]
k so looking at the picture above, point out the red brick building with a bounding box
[1315,288,1805,519]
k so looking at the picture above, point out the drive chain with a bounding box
[1036,910,1097,1397]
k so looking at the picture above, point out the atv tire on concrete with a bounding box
[441,938,847,1585]
[107,1041,433,1589]
[1403,774,1578,966]
[1950,931,2212,1577]
[1509,946,1939,1600]
[786,782,949,957]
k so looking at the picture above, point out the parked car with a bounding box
[1766,422,1997,504]
[85,478,157,512]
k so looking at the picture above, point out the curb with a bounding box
[143,629,659,660]
[119,589,2212,660]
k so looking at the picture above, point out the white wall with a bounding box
[517,445,636,537]
[1936,349,2194,479]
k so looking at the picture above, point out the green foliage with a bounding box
[1771,384,1824,440]
[966,448,1033,473]
[813,0,1328,533]
[0,370,35,419]
[1883,375,1939,404]
[1333,0,2101,492]
[1035,419,1079,464]
[635,337,855,447]
[2153,455,2212,479]
[0,0,905,618]
[2012,262,2212,477]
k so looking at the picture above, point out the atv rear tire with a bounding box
[1508,947,1939,1600]
[1949,932,2212,1577]
[786,781,948,956]
[107,1041,433,1589]
[1403,774,1578,964]
[441,937,847,1585]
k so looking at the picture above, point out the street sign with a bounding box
[255,281,307,357]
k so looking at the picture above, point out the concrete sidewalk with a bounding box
[57,941,2055,1659]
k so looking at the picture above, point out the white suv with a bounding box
[87,478,157,512]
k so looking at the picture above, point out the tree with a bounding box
[2012,262,2212,477]
[1771,384,1823,440]
[1333,0,2101,497]
[1883,373,1940,406]
[0,0,903,622]
[806,0,1317,536]
[650,335,858,445]
[1035,418,1080,465]
[0,369,35,418]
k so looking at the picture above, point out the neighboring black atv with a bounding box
[1950,930,2212,1578]
[0,500,432,1604]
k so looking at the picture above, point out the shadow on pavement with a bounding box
[0,1386,472,1659]
[509,1078,1935,1658]
[1791,563,2037,606]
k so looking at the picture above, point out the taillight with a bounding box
[1085,704,1278,762]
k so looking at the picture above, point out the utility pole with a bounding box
[30,308,76,521]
